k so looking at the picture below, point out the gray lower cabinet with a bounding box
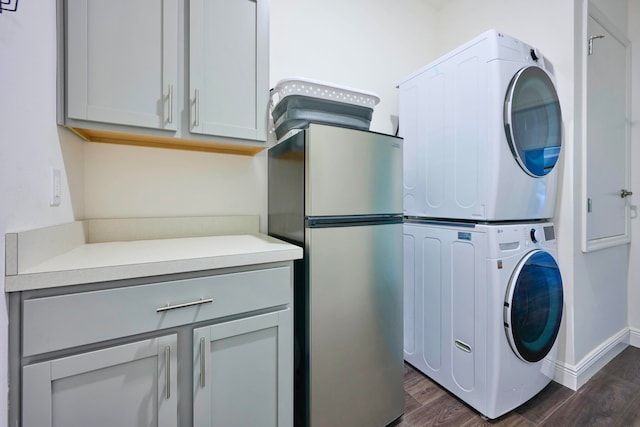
[11,263,293,427]
[22,335,178,427]
[193,310,292,427]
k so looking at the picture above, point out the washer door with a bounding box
[504,250,563,363]
[504,66,562,177]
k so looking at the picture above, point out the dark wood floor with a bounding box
[392,346,640,426]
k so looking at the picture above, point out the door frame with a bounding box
[580,1,632,252]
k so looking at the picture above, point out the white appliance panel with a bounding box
[422,236,442,371]
[453,56,483,210]
[399,29,561,221]
[403,220,562,419]
[451,240,476,392]
[403,233,416,355]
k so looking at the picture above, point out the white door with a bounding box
[583,9,631,251]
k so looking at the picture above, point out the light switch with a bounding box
[50,167,61,206]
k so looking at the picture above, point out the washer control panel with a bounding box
[487,222,557,257]
[527,224,555,245]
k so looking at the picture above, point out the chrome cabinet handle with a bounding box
[167,84,174,124]
[200,337,206,388]
[194,89,200,127]
[588,34,605,55]
[156,297,213,313]
[165,346,171,399]
[621,189,633,198]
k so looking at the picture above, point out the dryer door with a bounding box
[504,250,563,363]
[504,66,562,177]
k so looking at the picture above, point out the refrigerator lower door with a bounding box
[306,222,404,427]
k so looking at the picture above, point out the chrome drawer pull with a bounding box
[156,298,213,313]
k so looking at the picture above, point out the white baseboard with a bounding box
[628,327,640,347]
[553,328,629,390]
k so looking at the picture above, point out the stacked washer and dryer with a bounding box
[398,29,564,419]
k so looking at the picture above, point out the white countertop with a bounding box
[5,221,302,292]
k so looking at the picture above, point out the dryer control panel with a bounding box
[529,225,556,243]
[525,224,556,253]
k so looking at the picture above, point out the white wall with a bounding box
[627,0,640,337]
[269,0,439,135]
[83,143,269,229]
[572,0,630,365]
[0,3,84,426]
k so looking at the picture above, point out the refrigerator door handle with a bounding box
[306,214,403,228]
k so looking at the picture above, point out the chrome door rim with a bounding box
[504,249,563,363]
[504,66,562,178]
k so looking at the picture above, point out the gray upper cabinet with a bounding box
[66,0,179,131]
[60,0,269,154]
[190,0,269,141]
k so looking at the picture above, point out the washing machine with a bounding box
[398,29,562,221]
[403,220,563,419]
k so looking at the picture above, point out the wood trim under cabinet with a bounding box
[69,127,266,156]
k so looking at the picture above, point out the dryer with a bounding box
[403,220,563,419]
[398,29,562,221]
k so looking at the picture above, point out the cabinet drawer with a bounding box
[23,266,291,357]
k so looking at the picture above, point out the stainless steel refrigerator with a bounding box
[268,124,404,427]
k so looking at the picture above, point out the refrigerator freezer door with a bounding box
[306,222,404,427]
[306,124,403,217]
[268,131,306,244]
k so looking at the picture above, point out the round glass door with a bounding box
[504,250,563,363]
[504,66,562,177]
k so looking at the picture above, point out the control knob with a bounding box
[530,228,539,243]
[530,48,540,62]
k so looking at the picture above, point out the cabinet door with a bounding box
[193,310,292,427]
[66,0,178,130]
[189,0,269,141]
[22,334,178,427]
